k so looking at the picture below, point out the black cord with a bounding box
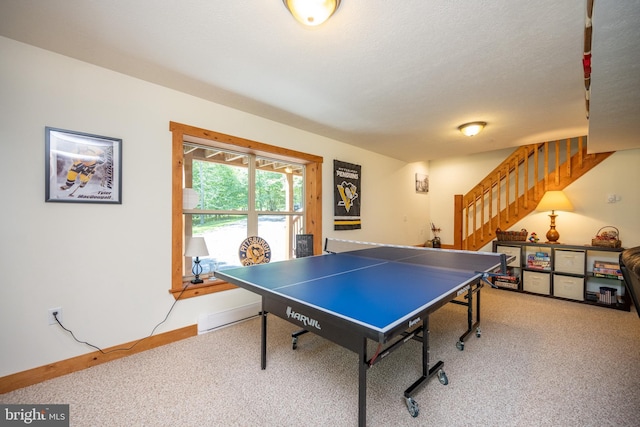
[53,284,190,354]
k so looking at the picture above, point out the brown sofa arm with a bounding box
[620,246,640,318]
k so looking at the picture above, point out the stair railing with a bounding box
[454,136,612,250]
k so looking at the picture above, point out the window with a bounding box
[170,122,323,299]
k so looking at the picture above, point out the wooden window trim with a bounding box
[170,121,323,299]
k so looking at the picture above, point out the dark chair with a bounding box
[620,246,640,318]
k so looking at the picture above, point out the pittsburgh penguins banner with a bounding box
[334,160,361,230]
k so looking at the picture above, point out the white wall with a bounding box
[0,37,430,377]
[429,148,640,251]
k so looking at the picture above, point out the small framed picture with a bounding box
[415,173,429,193]
[45,127,122,204]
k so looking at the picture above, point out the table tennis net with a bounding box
[324,238,508,275]
[324,238,403,254]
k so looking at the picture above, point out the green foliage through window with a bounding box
[192,160,248,211]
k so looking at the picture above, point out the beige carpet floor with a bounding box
[3,286,640,426]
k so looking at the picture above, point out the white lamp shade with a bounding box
[284,0,340,26]
[536,191,574,212]
[185,237,209,257]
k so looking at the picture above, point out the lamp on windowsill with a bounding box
[185,237,209,284]
[535,191,574,244]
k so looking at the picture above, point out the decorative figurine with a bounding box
[529,232,539,243]
[430,222,442,248]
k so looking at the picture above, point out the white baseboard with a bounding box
[197,302,261,334]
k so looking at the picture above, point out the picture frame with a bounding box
[45,127,122,204]
[415,173,429,193]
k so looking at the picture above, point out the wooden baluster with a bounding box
[488,179,493,236]
[472,192,477,248]
[454,194,463,250]
[578,136,584,168]
[544,142,549,191]
[505,164,510,223]
[534,144,539,200]
[464,197,469,250]
[524,150,529,208]
[496,171,501,231]
[566,138,572,178]
[514,156,519,216]
[555,140,560,186]
[480,185,485,242]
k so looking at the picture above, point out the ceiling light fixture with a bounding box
[458,121,487,137]
[283,0,341,27]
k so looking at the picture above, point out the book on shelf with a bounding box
[495,278,519,289]
[493,274,519,283]
[593,271,623,280]
[593,260,621,269]
[492,273,519,290]
[592,260,623,280]
[526,252,551,270]
[586,291,599,302]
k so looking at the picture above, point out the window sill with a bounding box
[170,280,237,299]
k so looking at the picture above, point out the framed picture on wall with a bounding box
[415,173,429,193]
[45,127,122,204]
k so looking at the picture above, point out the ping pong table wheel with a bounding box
[476,327,482,338]
[292,337,298,350]
[405,397,419,417]
[456,341,464,351]
[437,369,449,385]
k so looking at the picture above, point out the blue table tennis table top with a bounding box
[215,245,506,335]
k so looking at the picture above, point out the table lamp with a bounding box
[535,190,574,244]
[184,236,209,284]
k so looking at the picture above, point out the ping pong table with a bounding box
[215,239,509,426]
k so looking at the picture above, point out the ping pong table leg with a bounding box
[261,309,267,370]
[456,282,483,351]
[357,337,367,427]
[403,316,448,418]
[476,285,481,328]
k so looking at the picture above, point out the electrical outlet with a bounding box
[48,307,62,325]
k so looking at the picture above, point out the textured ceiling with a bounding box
[1,0,638,161]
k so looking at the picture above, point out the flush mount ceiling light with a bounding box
[458,121,487,137]
[283,0,341,27]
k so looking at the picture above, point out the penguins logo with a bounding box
[337,181,358,212]
[239,236,271,266]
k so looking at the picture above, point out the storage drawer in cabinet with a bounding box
[554,249,585,275]
[553,274,584,301]
[523,271,550,295]
[496,245,521,267]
